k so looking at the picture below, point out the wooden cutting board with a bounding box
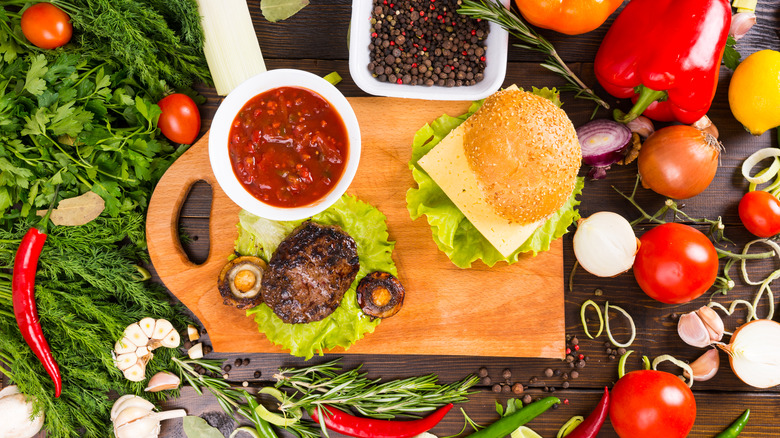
[147,97,565,359]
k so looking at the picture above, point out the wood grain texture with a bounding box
[148,98,566,358]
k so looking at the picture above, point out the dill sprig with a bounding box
[457,0,609,112]
[273,358,479,419]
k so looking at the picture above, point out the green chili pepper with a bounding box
[243,391,279,438]
[465,397,560,438]
[715,409,750,438]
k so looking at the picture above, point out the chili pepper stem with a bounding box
[715,247,775,260]
[614,86,668,124]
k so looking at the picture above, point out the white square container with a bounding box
[349,0,510,100]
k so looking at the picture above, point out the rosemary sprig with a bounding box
[172,357,319,438]
[457,0,609,113]
[273,358,479,419]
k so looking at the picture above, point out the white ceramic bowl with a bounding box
[349,0,510,100]
[209,69,361,221]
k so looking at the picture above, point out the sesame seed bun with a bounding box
[462,88,582,224]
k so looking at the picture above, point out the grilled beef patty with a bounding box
[261,221,360,324]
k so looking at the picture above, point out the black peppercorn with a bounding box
[492,384,501,393]
[478,367,489,378]
[235,359,242,367]
[522,394,532,404]
[254,371,261,378]
[562,381,570,389]
[482,376,492,385]
[512,383,523,394]
[544,368,554,377]
[223,365,232,373]
[502,384,511,394]
[243,358,250,366]
[502,369,512,379]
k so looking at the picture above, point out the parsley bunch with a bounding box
[0,52,188,228]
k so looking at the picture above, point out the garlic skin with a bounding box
[626,115,655,138]
[145,371,181,392]
[730,12,756,41]
[573,212,638,278]
[0,386,44,438]
[691,115,719,140]
[677,306,725,348]
[684,348,720,382]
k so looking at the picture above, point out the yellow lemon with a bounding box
[729,49,780,136]
[511,426,544,438]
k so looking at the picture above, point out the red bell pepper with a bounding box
[594,0,731,124]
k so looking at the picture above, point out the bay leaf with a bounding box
[36,191,105,226]
[261,0,309,22]
[183,416,224,438]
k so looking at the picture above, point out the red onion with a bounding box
[576,119,632,179]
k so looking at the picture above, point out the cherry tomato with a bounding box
[609,370,696,438]
[633,223,718,304]
[738,190,780,238]
[157,94,201,145]
[21,3,72,49]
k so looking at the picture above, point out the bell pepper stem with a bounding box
[614,86,668,124]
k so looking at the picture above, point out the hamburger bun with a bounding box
[462,88,581,224]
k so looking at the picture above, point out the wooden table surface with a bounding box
[156,1,780,436]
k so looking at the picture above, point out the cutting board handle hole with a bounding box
[178,180,213,265]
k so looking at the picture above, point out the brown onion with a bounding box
[637,125,721,199]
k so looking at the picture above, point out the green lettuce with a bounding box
[237,195,395,360]
[406,92,584,268]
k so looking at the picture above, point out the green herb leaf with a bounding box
[723,36,741,70]
[24,54,48,96]
[261,0,310,22]
[183,416,225,438]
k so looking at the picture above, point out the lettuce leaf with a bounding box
[238,195,395,359]
[406,94,584,268]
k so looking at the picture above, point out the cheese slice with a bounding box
[417,118,543,257]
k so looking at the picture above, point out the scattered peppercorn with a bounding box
[478,367,489,378]
[492,384,502,393]
[529,376,538,384]
[502,384,511,394]
[223,365,232,373]
[594,288,603,296]
[544,368,554,377]
[482,376,492,385]
[183,341,192,350]
[549,387,556,393]
[198,367,206,375]
[562,373,569,380]
[552,403,559,410]
[571,337,579,346]
[609,354,616,360]
[502,369,512,379]
[575,360,586,369]
[235,359,242,367]
[203,345,213,355]
[254,371,261,378]
[571,371,579,379]
[522,394,533,404]
[562,381,570,389]
[617,348,627,355]
[368,0,489,87]
[243,358,250,366]
[512,383,523,394]
[565,355,574,363]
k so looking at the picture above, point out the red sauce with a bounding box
[228,86,349,208]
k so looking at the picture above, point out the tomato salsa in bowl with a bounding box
[209,69,361,220]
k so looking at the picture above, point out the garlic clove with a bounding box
[115,353,140,371]
[160,329,181,349]
[123,363,147,382]
[187,324,200,342]
[124,323,150,347]
[573,212,638,278]
[115,337,136,355]
[138,318,156,338]
[188,343,204,359]
[144,371,181,392]
[684,348,720,382]
[677,311,713,348]
[115,408,159,438]
[136,346,150,358]
[695,306,725,343]
[111,395,154,422]
[730,12,756,41]
[151,319,174,340]
[626,115,655,138]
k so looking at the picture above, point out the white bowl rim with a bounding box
[209,69,362,221]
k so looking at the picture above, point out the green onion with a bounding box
[605,302,636,348]
[580,299,604,339]
[323,71,343,86]
[652,355,694,388]
[556,416,584,438]
[617,350,634,378]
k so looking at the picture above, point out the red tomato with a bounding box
[633,223,718,304]
[21,3,72,49]
[738,190,780,238]
[609,370,696,438]
[157,94,201,145]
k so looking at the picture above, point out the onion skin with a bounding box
[638,125,720,199]
[722,319,780,388]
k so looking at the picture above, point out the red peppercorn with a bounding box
[437,15,442,19]
[371,32,378,38]
[462,51,467,56]
[480,56,486,61]
[574,345,580,351]
[412,63,418,68]
[563,399,570,405]
[390,41,395,45]
[397,78,403,84]
[422,47,427,51]
[579,354,585,360]
[389,3,394,7]
[565,347,571,354]
[430,5,435,10]
[471,29,476,35]
[420,10,424,15]
[424,16,428,20]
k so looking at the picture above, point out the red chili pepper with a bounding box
[565,387,609,438]
[12,193,62,398]
[594,0,731,124]
[309,403,453,438]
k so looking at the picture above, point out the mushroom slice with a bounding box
[217,256,267,309]
[356,272,405,320]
